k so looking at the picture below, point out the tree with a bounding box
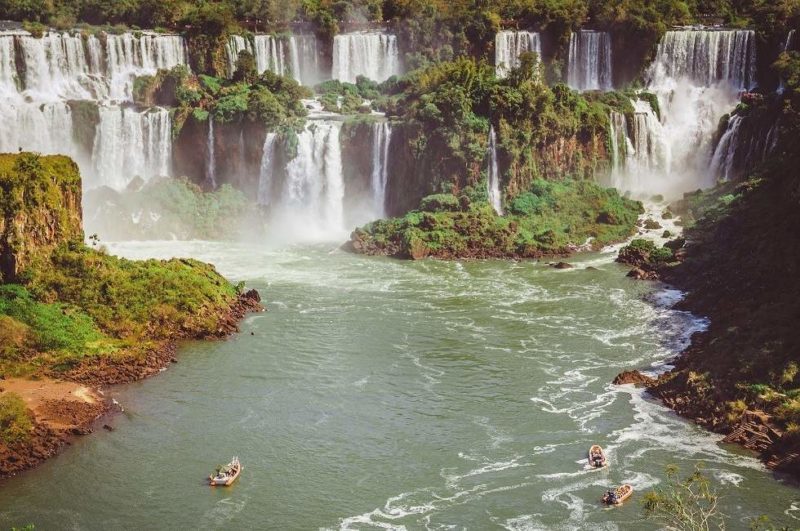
[643,465,725,531]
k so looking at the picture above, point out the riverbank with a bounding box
[0,290,263,479]
[614,165,800,478]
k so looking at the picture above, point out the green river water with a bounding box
[0,241,797,530]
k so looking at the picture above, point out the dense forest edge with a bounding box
[0,152,262,478]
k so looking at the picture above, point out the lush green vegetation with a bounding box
[0,154,242,377]
[0,393,33,444]
[350,178,642,259]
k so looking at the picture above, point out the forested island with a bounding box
[0,0,799,528]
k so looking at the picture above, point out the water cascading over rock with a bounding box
[0,30,187,190]
[495,31,541,79]
[609,28,758,198]
[332,32,401,83]
[567,31,613,91]
[227,34,323,85]
[487,126,503,215]
[370,122,392,218]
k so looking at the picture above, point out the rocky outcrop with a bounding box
[0,154,83,282]
[613,370,656,387]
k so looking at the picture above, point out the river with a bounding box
[0,241,797,530]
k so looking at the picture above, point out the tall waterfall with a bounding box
[257,133,277,206]
[370,122,392,217]
[279,122,346,237]
[332,32,401,83]
[0,30,187,190]
[567,31,613,91]
[227,34,321,85]
[709,114,743,181]
[495,31,541,79]
[610,28,760,198]
[608,111,630,189]
[91,106,172,190]
[487,127,503,215]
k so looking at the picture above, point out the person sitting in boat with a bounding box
[603,490,617,504]
[593,454,604,467]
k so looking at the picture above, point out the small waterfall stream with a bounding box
[567,31,613,91]
[487,127,503,215]
[332,32,401,83]
[258,133,278,206]
[495,31,541,78]
[206,119,216,190]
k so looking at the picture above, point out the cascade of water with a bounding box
[288,34,321,86]
[0,101,76,158]
[332,32,401,83]
[649,30,757,90]
[608,111,628,189]
[778,30,796,93]
[495,31,541,79]
[487,126,503,215]
[206,119,217,189]
[370,122,392,217]
[709,114,743,181]
[282,122,346,235]
[91,106,172,190]
[253,35,287,76]
[624,28,759,197]
[226,35,253,77]
[567,31,613,91]
[105,33,187,100]
[0,36,18,95]
[257,133,278,206]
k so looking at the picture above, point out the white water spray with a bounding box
[258,132,277,206]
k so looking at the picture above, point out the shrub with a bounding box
[0,393,32,444]
[419,194,461,213]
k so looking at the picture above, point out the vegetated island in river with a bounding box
[613,83,800,478]
[0,153,262,479]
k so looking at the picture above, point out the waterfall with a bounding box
[0,30,187,191]
[226,35,252,77]
[608,111,628,189]
[778,30,796,93]
[495,31,541,78]
[206,119,216,189]
[618,28,760,197]
[332,32,401,83]
[709,115,743,181]
[253,35,287,76]
[288,34,321,86]
[567,31,613,91]
[649,30,757,90]
[91,106,172,190]
[257,133,278,206]
[370,122,392,217]
[487,127,503,215]
[280,121,345,236]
